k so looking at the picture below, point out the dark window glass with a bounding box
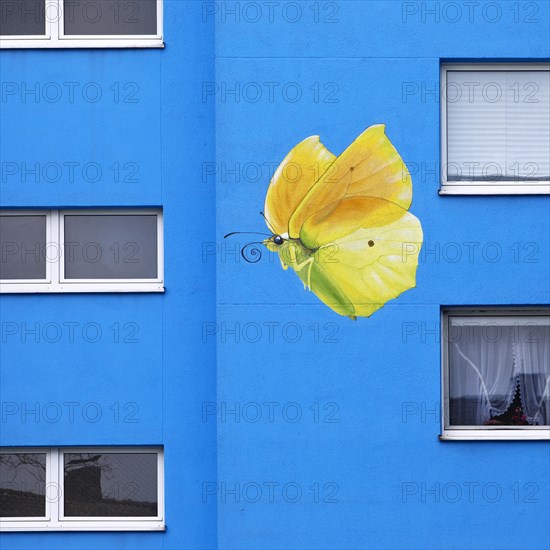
[0,0,45,36]
[0,215,47,280]
[0,453,47,517]
[63,0,157,36]
[64,453,158,517]
[63,214,158,280]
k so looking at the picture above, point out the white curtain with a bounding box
[449,319,550,426]
[518,325,550,425]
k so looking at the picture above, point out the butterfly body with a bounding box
[262,125,423,319]
[265,235,316,287]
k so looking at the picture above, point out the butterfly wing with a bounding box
[264,136,336,236]
[294,196,423,319]
[288,125,412,238]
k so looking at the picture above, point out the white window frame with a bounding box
[0,446,165,531]
[441,307,550,441]
[0,208,164,293]
[0,0,163,48]
[0,447,51,526]
[440,63,550,195]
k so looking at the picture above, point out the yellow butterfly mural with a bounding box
[233,125,423,320]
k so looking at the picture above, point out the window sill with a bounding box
[439,429,550,441]
[0,284,165,293]
[0,39,165,49]
[439,184,550,195]
[0,522,166,532]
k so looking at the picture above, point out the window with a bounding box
[441,309,550,440]
[0,0,163,48]
[440,63,550,195]
[0,208,164,293]
[0,447,164,531]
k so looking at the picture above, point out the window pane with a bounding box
[63,0,157,36]
[63,214,158,280]
[448,316,550,426]
[446,69,550,181]
[0,215,47,280]
[0,453,46,517]
[0,0,45,36]
[63,453,158,517]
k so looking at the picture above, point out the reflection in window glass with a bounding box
[0,453,46,517]
[0,0,45,36]
[0,215,47,280]
[63,453,158,517]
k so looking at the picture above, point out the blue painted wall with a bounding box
[0,1,549,549]
[0,1,216,548]
[214,1,549,549]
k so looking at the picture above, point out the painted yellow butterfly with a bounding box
[261,124,423,320]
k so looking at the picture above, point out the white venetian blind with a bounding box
[446,69,550,182]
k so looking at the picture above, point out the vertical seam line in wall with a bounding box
[160,46,164,204]
[160,50,164,444]
[214,14,220,547]
[0,51,3,401]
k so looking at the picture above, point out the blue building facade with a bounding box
[1,1,549,548]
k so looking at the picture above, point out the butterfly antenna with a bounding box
[240,241,265,263]
[224,231,272,239]
[259,211,277,234]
